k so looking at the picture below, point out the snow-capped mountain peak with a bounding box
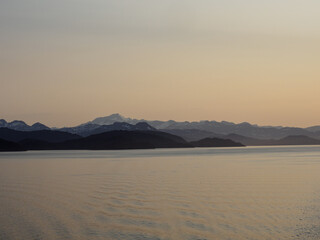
[89,113,139,125]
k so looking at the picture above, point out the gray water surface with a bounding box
[1,146,320,239]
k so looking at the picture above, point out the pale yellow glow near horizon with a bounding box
[1,1,320,127]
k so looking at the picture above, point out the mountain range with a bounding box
[1,114,320,151]
[2,114,320,140]
[80,114,320,140]
[59,122,156,137]
[0,119,50,131]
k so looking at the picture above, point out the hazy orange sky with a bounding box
[1,1,320,127]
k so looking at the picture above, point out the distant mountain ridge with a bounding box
[306,126,320,132]
[59,122,156,136]
[85,114,320,140]
[162,130,320,146]
[1,114,320,141]
[219,134,320,146]
[0,119,50,131]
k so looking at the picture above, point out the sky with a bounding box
[1,0,320,127]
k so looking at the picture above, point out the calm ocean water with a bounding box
[1,146,320,240]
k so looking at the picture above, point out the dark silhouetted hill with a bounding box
[19,130,191,150]
[221,134,266,146]
[161,129,222,142]
[190,138,244,148]
[0,128,81,143]
[0,138,26,152]
[223,134,320,146]
[18,139,54,150]
[264,135,320,145]
[58,130,190,150]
